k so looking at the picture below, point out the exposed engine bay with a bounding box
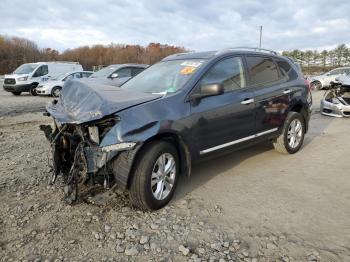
[320,81,350,117]
[40,116,133,204]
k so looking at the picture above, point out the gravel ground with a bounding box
[0,88,349,261]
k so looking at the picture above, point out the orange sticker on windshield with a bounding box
[180,66,196,75]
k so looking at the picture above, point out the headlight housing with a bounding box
[101,142,136,153]
[18,76,28,81]
[88,126,100,144]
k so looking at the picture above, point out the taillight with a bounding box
[304,79,312,91]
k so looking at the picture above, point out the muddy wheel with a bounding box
[129,141,179,210]
[11,92,21,96]
[51,86,62,97]
[30,84,38,96]
[273,112,305,154]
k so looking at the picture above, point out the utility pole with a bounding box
[259,26,262,48]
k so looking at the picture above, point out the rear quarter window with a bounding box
[246,56,279,86]
[276,59,298,81]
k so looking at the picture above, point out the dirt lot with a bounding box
[0,88,349,262]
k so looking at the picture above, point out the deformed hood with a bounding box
[46,80,162,124]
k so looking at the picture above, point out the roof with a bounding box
[107,63,149,68]
[162,47,280,61]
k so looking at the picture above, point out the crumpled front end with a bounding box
[40,116,140,204]
[320,82,350,118]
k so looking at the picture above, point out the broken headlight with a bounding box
[101,142,136,153]
[88,126,100,144]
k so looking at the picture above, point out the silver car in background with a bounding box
[87,64,148,87]
[308,67,350,90]
[36,71,93,97]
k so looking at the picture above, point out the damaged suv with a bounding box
[41,47,312,210]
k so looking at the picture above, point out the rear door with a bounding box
[246,56,291,134]
[189,56,256,155]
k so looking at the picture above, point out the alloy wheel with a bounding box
[287,119,303,148]
[151,153,176,200]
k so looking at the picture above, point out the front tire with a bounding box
[51,86,62,97]
[129,141,179,210]
[273,112,305,154]
[11,92,21,96]
[30,84,38,96]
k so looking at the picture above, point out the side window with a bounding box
[64,74,74,81]
[115,68,132,78]
[82,72,92,78]
[276,59,298,81]
[246,56,279,86]
[33,65,48,77]
[131,67,145,77]
[73,73,82,79]
[200,57,246,92]
[328,69,342,75]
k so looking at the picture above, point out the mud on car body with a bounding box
[41,47,312,210]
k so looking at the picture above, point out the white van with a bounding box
[3,61,83,96]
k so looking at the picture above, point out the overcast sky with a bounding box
[1,0,349,52]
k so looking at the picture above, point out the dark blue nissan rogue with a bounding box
[42,47,312,210]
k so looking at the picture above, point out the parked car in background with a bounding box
[41,47,312,210]
[308,67,350,90]
[3,62,83,96]
[320,75,350,117]
[36,71,93,97]
[88,64,148,87]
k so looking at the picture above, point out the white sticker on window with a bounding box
[180,61,203,68]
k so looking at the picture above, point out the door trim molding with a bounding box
[199,127,278,155]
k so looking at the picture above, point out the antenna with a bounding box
[259,26,262,48]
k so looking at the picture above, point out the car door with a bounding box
[32,65,49,83]
[246,56,291,134]
[189,56,256,155]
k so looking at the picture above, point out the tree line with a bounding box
[1,34,349,75]
[282,44,350,74]
[0,35,186,75]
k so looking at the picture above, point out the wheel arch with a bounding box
[289,103,309,132]
[111,131,192,191]
[51,86,62,96]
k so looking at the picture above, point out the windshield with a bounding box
[90,65,120,78]
[122,59,206,94]
[13,63,38,74]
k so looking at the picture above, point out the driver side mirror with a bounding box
[189,83,224,101]
[110,73,118,79]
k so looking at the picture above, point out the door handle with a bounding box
[241,98,254,105]
[283,89,291,94]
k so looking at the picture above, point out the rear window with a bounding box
[246,56,279,86]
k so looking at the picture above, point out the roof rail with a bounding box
[219,47,278,55]
[37,61,81,64]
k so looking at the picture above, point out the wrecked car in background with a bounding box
[320,77,350,117]
[41,48,311,210]
[308,67,350,90]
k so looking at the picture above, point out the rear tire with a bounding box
[30,84,38,96]
[11,92,21,96]
[129,141,179,210]
[273,112,305,154]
